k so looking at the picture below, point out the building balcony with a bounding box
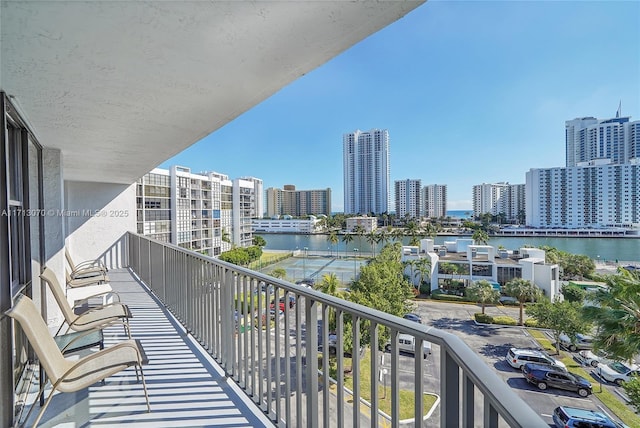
[18,233,547,427]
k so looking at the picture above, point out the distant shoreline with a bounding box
[257,230,639,239]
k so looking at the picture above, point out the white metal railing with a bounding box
[127,232,547,427]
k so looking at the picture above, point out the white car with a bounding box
[597,361,640,385]
[575,350,608,367]
[385,333,432,359]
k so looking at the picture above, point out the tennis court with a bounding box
[259,254,368,286]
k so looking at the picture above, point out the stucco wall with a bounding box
[64,181,136,269]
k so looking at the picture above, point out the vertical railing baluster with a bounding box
[274,285,281,421]
[415,338,425,428]
[484,397,498,428]
[284,290,292,427]
[463,372,474,428]
[390,329,399,428]
[257,280,264,408]
[265,283,272,419]
[321,303,330,428]
[370,322,379,428]
[441,349,460,428]
[351,316,360,428]
[336,310,344,428]
[305,297,318,428]
[295,297,303,427]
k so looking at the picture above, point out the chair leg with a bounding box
[138,363,151,412]
[20,377,47,428]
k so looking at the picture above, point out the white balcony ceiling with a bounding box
[1,1,423,184]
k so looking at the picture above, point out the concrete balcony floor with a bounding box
[22,269,273,428]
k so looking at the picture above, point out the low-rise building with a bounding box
[252,216,320,234]
[346,216,378,233]
[401,238,561,300]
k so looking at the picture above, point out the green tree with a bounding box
[221,228,231,244]
[526,298,591,354]
[472,229,489,245]
[561,284,586,303]
[466,280,500,314]
[348,244,415,351]
[252,235,266,247]
[504,278,540,326]
[622,377,640,413]
[582,269,640,361]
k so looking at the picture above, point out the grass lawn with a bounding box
[320,349,438,421]
[527,329,640,427]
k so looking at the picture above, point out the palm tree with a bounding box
[504,278,540,325]
[414,257,432,293]
[466,280,501,314]
[353,225,365,250]
[316,273,342,331]
[391,228,404,242]
[365,231,380,257]
[472,229,489,245]
[422,222,437,239]
[327,231,339,257]
[341,232,354,256]
[402,259,419,287]
[582,269,640,361]
[405,221,419,245]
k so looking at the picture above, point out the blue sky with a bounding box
[161,1,640,211]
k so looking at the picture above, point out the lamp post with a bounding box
[353,248,359,280]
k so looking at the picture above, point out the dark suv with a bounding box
[523,363,592,397]
[552,406,626,428]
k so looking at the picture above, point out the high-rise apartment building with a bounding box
[473,182,525,222]
[526,112,640,229]
[265,185,331,217]
[526,163,640,228]
[422,184,447,218]
[395,179,421,219]
[137,166,260,256]
[343,129,390,215]
[565,114,640,167]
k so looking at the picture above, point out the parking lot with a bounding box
[411,300,631,427]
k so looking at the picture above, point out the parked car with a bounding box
[559,333,594,351]
[279,295,296,308]
[384,333,431,359]
[523,363,592,397]
[296,277,315,286]
[505,347,566,371]
[403,313,422,323]
[552,405,627,428]
[575,349,609,367]
[597,361,640,385]
[270,300,286,312]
